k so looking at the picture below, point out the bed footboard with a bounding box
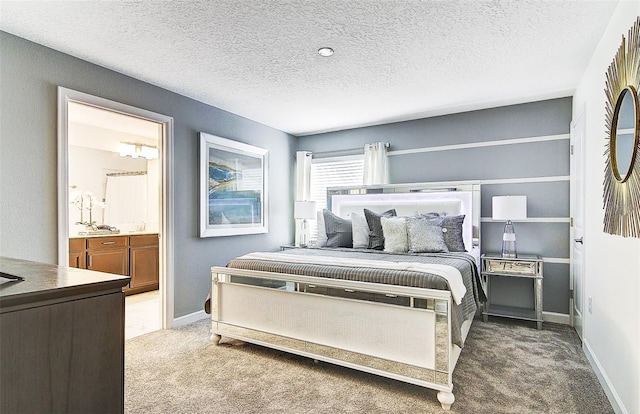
[210,266,463,410]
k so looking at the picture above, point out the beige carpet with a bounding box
[125,318,613,413]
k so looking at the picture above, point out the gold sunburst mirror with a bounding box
[603,16,640,238]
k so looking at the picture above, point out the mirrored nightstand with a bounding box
[481,253,543,329]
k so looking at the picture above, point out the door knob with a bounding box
[574,237,584,244]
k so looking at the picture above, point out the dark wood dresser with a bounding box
[0,256,130,414]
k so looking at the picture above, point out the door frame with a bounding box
[57,87,175,329]
[569,105,586,340]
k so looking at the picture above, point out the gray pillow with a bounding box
[364,208,397,250]
[323,209,353,248]
[407,217,449,253]
[440,215,466,252]
[316,210,327,247]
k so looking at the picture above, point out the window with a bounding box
[309,156,364,239]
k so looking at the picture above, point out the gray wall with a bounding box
[299,98,572,315]
[0,32,296,318]
[0,30,572,317]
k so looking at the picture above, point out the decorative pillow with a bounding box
[351,212,369,249]
[381,216,409,253]
[440,215,466,252]
[323,209,353,248]
[364,208,397,250]
[316,210,327,247]
[407,217,449,253]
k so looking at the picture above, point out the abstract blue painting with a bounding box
[200,132,268,237]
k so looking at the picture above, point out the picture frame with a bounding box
[199,132,268,237]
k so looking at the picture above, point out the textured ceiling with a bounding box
[0,1,620,136]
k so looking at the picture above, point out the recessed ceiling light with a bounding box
[318,47,334,57]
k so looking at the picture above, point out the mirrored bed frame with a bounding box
[210,183,481,410]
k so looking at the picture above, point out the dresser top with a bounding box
[0,256,130,309]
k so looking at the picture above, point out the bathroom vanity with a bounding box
[69,233,159,295]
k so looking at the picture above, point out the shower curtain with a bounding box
[104,174,148,226]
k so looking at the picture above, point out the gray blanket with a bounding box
[226,247,485,347]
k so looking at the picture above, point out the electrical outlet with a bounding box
[588,297,593,314]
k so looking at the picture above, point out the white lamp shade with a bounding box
[492,196,527,220]
[294,201,317,220]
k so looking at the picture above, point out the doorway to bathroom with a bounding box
[58,87,174,337]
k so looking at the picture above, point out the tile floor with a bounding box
[125,290,161,340]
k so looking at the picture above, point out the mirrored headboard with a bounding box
[327,183,481,257]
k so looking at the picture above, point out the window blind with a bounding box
[309,156,364,239]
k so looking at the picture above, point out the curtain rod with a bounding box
[312,147,364,157]
[311,142,389,157]
[106,171,147,177]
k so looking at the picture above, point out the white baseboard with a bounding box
[583,339,627,414]
[542,311,570,325]
[172,310,208,328]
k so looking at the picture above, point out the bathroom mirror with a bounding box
[603,17,640,238]
[610,87,639,182]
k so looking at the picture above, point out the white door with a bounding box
[570,108,586,340]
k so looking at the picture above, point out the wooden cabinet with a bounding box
[128,234,159,295]
[0,256,130,414]
[69,234,159,295]
[87,236,129,276]
[68,238,86,268]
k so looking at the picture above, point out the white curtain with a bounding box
[104,174,148,226]
[363,142,389,185]
[296,151,312,201]
[295,151,312,246]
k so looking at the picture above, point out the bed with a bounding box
[209,183,483,410]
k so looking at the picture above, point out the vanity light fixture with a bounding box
[139,145,159,159]
[318,47,334,57]
[119,142,159,160]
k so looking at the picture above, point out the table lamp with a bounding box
[492,196,527,258]
[294,200,316,247]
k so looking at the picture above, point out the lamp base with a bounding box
[299,219,308,248]
[501,220,517,258]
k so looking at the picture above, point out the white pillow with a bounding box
[381,216,409,253]
[316,209,327,247]
[351,212,369,249]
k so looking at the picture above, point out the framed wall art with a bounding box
[199,132,268,237]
